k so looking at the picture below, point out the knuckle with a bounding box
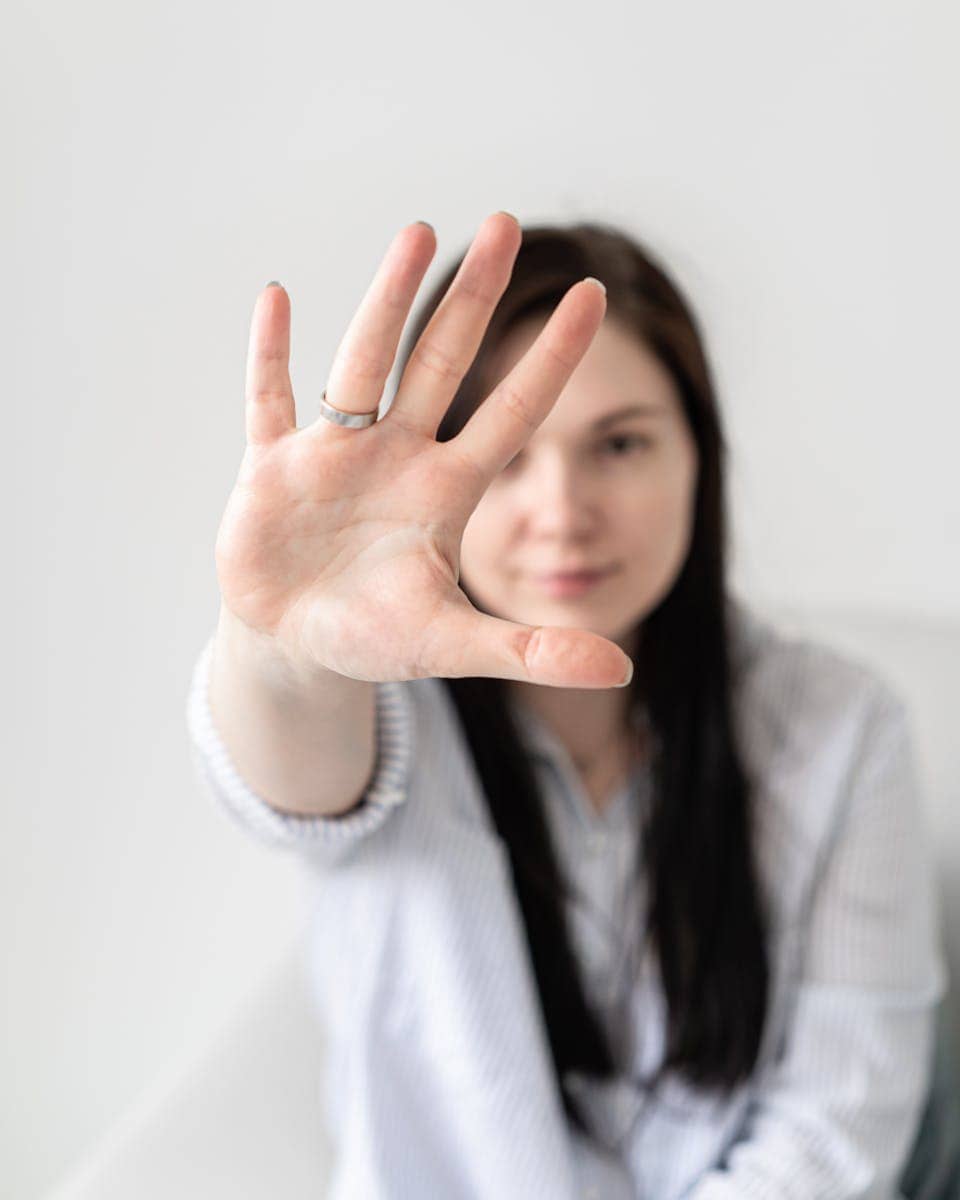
[340,344,393,383]
[496,380,539,433]
[445,438,486,487]
[517,625,542,673]
[541,336,578,372]
[452,266,500,308]
[381,406,424,438]
[410,336,469,384]
[377,281,410,312]
[246,384,290,405]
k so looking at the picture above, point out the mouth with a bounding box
[530,565,617,596]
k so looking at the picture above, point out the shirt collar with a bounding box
[507,694,651,765]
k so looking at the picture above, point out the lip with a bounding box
[531,565,616,597]
[532,564,615,580]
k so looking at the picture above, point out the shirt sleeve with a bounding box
[185,632,416,852]
[685,682,949,1200]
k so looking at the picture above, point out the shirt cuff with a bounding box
[185,633,415,851]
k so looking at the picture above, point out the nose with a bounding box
[521,455,598,537]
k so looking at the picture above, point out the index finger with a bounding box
[448,278,607,479]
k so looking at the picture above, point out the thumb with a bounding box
[425,605,634,688]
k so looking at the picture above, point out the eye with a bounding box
[500,434,652,474]
[599,434,652,455]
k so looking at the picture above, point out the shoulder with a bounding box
[725,596,915,905]
[727,593,907,760]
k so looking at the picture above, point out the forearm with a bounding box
[207,604,376,817]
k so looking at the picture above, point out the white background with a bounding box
[3,0,958,1194]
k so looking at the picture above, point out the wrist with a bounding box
[215,603,330,694]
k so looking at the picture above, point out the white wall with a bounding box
[3,0,958,1195]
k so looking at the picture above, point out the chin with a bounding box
[523,596,632,632]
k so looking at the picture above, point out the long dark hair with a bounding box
[394,220,771,1134]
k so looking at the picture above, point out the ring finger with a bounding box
[313,221,438,431]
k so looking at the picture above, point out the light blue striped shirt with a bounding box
[186,596,948,1198]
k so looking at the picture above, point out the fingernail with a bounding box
[414,220,434,232]
[497,210,519,225]
[617,660,634,687]
[265,280,283,289]
[584,276,606,294]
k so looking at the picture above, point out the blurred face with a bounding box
[459,315,699,657]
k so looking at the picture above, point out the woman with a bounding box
[188,213,954,1197]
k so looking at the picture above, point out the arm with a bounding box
[686,685,948,1200]
[208,602,376,818]
[186,613,415,852]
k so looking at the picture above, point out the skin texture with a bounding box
[459,314,700,808]
[218,216,637,693]
[213,215,691,819]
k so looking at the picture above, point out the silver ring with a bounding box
[319,388,379,429]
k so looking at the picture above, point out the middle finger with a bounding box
[385,211,523,438]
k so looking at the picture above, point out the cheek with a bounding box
[459,504,502,571]
[620,458,697,551]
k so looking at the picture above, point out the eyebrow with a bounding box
[590,403,667,429]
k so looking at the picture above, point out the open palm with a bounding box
[215,213,633,689]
